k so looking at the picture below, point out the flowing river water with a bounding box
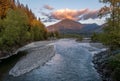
[0,39,103,81]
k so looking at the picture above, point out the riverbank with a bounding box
[8,40,56,77]
[93,50,110,81]
[0,40,55,61]
[76,38,107,57]
[77,38,112,81]
[87,43,112,81]
[93,49,120,81]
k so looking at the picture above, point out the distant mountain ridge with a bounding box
[47,19,103,36]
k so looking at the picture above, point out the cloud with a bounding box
[43,4,54,10]
[51,8,88,21]
[80,18,106,25]
[81,9,99,20]
[41,12,49,16]
[41,8,100,22]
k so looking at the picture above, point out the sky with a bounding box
[19,0,106,26]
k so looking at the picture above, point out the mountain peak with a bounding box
[47,19,101,36]
[47,19,83,32]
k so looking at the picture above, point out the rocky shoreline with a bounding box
[93,49,111,81]
[77,38,112,81]
[93,49,120,81]
[84,40,111,81]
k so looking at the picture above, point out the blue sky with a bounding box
[19,0,105,26]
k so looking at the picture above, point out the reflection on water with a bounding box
[1,39,102,81]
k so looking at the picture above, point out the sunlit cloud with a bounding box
[51,8,88,21]
[43,4,54,10]
[41,8,100,22]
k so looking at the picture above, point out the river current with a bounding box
[1,39,102,81]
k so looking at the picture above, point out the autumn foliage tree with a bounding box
[30,19,47,41]
[0,0,48,55]
[0,0,10,19]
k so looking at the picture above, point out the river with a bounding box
[0,39,103,81]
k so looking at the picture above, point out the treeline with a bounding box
[0,0,49,56]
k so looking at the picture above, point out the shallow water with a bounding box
[1,39,102,81]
